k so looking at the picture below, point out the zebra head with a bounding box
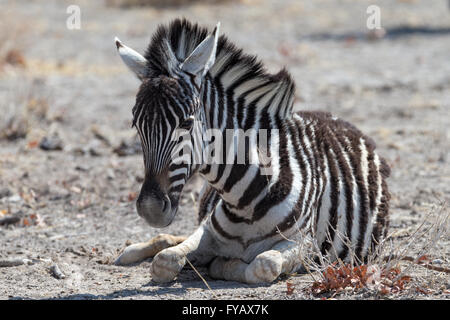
[115,23,220,228]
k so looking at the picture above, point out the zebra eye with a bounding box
[179,116,195,130]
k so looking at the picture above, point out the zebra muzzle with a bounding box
[136,193,175,228]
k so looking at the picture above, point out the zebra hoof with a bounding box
[245,250,283,284]
[150,248,186,283]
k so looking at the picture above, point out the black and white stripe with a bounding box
[134,19,390,264]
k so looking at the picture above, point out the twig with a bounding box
[0,258,32,267]
[383,255,450,274]
[185,257,217,299]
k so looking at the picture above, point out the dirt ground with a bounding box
[0,0,449,300]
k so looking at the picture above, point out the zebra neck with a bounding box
[202,72,295,132]
[199,77,288,215]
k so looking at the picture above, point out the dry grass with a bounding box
[290,201,449,298]
[0,7,28,71]
[0,7,41,141]
[0,79,52,141]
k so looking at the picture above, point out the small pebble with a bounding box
[0,188,12,199]
[39,136,63,151]
[49,264,66,279]
[7,195,22,203]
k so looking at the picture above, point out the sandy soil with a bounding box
[0,0,449,300]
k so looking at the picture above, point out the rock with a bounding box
[68,139,108,156]
[48,186,70,201]
[0,215,21,226]
[0,188,12,199]
[106,168,116,180]
[91,124,140,156]
[432,259,444,265]
[39,135,63,151]
[7,194,22,203]
[49,264,66,279]
[113,138,141,157]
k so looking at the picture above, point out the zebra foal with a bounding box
[113,19,390,284]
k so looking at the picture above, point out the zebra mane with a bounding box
[144,18,296,120]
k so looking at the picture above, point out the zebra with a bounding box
[113,19,390,284]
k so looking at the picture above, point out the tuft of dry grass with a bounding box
[281,201,449,298]
[0,79,53,141]
[0,7,28,71]
[0,6,39,141]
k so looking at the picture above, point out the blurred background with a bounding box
[0,0,448,299]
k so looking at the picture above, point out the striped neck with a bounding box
[198,75,287,214]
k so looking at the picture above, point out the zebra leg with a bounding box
[114,234,186,265]
[208,253,282,284]
[150,224,216,282]
[208,257,249,282]
[208,240,303,284]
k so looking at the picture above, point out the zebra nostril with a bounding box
[161,195,170,213]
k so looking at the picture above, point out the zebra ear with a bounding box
[115,37,148,80]
[181,22,220,79]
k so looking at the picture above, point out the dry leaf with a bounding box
[310,263,412,296]
[286,282,295,295]
[27,140,39,149]
[417,255,430,264]
[128,192,137,202]
[22,217,30,226]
